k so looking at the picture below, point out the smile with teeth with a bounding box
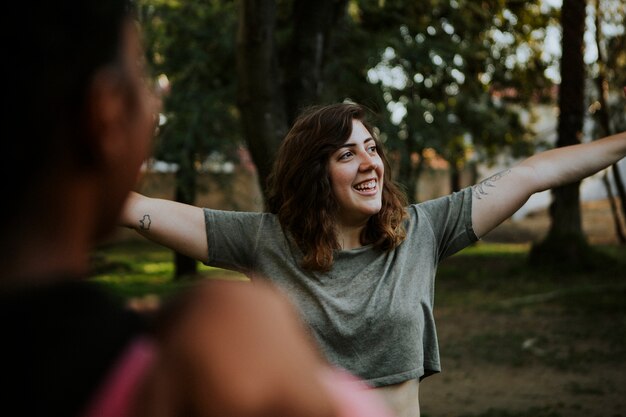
[354,179,377,191]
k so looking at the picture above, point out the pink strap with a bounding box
[81,337,157,417]
[322,368,396,417]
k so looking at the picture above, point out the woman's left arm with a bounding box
[471,131,626,238]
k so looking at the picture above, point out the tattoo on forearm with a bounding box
[472,169,511,200]
[139,214,152,231]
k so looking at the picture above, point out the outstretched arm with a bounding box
[471,131,626,238]
[120,191,208,262]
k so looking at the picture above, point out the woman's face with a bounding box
[328,119,384,226]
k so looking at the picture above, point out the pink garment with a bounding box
[81,337,157,417]
[323,368,396,417]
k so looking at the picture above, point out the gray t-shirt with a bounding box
[204,187,478,387]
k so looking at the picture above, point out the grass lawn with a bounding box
[90,239,247,299]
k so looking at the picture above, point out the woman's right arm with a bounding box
[120,191,208,262]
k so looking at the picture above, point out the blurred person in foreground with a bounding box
[0,2,394,417]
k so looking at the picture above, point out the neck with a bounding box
[336,223,367,250]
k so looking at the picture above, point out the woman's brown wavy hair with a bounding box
[266,103,407,271]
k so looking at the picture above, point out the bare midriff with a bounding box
[373,379,420,417]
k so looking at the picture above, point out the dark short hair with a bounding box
[266,103,407,271]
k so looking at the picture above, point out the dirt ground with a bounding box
[419,199,626,417]
[420,312,626,417]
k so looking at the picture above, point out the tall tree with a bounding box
[236,0,349,198]
[530,0,589,265]
[282,1,350,123]
[236,0,287,191]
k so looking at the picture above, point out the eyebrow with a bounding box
[337,137,375,149]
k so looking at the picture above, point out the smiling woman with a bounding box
[120,101,626,417]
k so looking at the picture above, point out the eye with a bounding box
[339,150,354,160]
[367,145,378,154]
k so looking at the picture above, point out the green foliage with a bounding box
[337,0,559,197]
[134,0,622,208]
[138,0,240,173]
[269,0,558,198]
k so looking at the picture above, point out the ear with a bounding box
[86,70,129,166]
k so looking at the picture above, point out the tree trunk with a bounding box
[530,0,590,267]
[602,172,626,244]
[409,151,425,204]
[592,0,626,243]
[174,175,198,279]
[397,137,425,204]
[450,162,462,193]
[283,0,348,124]
[236,0,349,200]
[612,162,626,224]
[173,119,199,280]
[236,0,287,198]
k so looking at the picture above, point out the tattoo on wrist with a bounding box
[472,169,511,200]
[139,214,152,231]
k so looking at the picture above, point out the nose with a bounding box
[358,153,379,172]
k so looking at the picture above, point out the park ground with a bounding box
[94,198,626,417]
[420,198,626,417]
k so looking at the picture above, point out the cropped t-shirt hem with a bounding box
[363,362,441,388]
[421,361,442,381]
